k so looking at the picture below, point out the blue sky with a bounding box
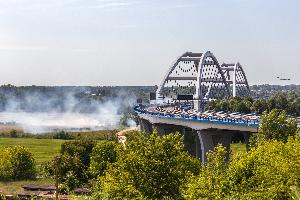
[0,0,299,86]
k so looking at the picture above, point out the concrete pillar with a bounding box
[138,118,144,132]
[243,132,250,151]
[140,119,153,134]
[152,124,166,135]
[195,131,202,160]
[138,118,143,132]
[197,130,232,163]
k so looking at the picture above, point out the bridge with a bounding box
[135,51,257,162]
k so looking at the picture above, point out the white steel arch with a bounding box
[156,51,251,111]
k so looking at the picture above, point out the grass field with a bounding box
[0,137,65,166]
[0,138,65,195]
[231,142,246,155]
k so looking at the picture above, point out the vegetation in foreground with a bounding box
[0,138,64,166]
[0,108,299,199]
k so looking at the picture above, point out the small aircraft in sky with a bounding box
[276,76,291,81]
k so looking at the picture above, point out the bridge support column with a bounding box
[140,119,153,134]
[195,131,202,160]
[243,132,250,151]
[152,124,166,135]
[197,130,231,163]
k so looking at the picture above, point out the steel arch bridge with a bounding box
[156,51,250,111]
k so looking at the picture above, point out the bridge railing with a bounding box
[134,105,260,127]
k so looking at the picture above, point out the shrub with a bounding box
[227,137,300,199]
[182,145,229,199]
[89,141,117,178]
[93,131,200,199]
[251,109,298,146]
[183,136,300,199]
[43,139,96,191]
[0,146,36,181]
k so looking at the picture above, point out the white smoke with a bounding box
[0,88,137,133]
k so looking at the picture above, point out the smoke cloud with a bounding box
[0,87,137,133]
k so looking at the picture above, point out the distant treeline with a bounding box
[208,91,300,116]
[0,84,156,113]
[0,128,118,140]
[250,84,300,98]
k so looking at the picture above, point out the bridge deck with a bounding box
[135,104,260,132]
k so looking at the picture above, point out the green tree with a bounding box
[89,141,117,178]
[288,97,300,116]
[184,137,300,199]
[43,139,96,191]
[228,137,300,199]
[252,109,298,145]
[93,131,200,200]
[8,146,36,180]
[0,146,36,181]
[182,144,228,200]
[251,99,268,114]
[267,92,289,111]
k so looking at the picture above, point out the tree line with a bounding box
[208,91,300,116]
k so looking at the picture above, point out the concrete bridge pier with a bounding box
[152,124,166,135]
[139,119,153,134]
[243,132,251,151]
[197,130,232,162]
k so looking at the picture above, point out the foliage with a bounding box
[0,146,36,181]
[0,137,64,166]
[43,139,96,191]
[182,144,228,199]
[251,109,298,145]
[208,91,300,116]
[93,131,200,200]
[227,137,300,199]
[183,137,300,199]
[0,129,117,141]
[53,131,72,140]
[89,141,117,178]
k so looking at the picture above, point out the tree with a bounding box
[8,146,36,180]
[227,137,300,199]
[184,137,300,199]
[251,99,268,114]
[43,139,96,191]
[182,144,229,200]
[288,97,300,116]
[252,109,298,145]
[93,131,200,200]
[0,146,36,181]
[89,141,117,178]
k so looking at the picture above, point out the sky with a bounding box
[0,0,299,86]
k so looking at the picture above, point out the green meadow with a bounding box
[0,137,65,166]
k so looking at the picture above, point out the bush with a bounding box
[251,109,298,145]
[183,136,300,199]
[93,131,200,200]
[0,146,36,181]
[89,141,117,178]
[43,139,96,191]
[227,137,300,199]
[182,145,229,199]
